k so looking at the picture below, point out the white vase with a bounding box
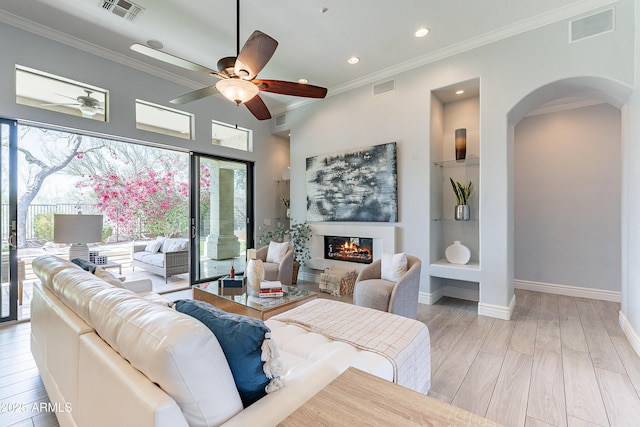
[245,258,264,296]
[445,241,471,265]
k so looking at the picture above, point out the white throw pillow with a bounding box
[381,252,408,282]
[145,240,162,253]
[266,241,289,264]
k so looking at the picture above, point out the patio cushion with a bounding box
[133,251,165,268]
[162,238,188,253]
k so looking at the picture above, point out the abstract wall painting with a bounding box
[306,142,398,222]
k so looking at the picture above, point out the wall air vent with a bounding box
[373,79,395,96]
[99,0,145,22]
[275,113,287,127]
[570,8,614,42]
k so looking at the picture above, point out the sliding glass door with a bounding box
[1,119,18,322]
[190,153,253,284]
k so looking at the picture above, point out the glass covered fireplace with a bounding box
[324,235,373,264]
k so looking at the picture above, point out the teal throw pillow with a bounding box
[174,299,283,407]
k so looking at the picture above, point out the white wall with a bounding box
[619,0,640,354]
[0,22,288,237]
[514,104,621,291]
[283,0,635,316]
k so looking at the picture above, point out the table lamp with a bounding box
[53,214,103,261]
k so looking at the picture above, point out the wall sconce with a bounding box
[455,128,467,161]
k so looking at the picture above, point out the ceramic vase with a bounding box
[245,258,264,296]
[455,128,467,161]
[445,241,471,265]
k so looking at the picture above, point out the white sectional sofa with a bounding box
[30,255,430,427]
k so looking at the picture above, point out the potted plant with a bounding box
[450,178,474,221]
[287,221,312,284]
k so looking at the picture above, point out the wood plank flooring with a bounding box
[425,289,640,427]
[1,287,639,426]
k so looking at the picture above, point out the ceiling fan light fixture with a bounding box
[216,78,259,104]
[79,104,97,116]
[298,78,308,84]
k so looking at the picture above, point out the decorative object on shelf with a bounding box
[288,222,312,284]
[450,178,474,221]
[245,258,264,296]
[306,142,398,222]
[445,241,471,265]
[455,128,467,161]
[281,197,290,218]
[281,166,290,180]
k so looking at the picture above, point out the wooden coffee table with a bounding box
[193,281,316,320]
[279,367,503,426]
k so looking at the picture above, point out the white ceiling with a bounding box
[0,0,613,114]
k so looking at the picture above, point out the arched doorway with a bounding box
[508,77,630,301]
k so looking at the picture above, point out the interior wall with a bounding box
[514,103,621,291]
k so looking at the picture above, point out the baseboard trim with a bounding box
[419,288,443,305]
[514,279,621,303]
[478,294,516,320]
[419,285,479,305]
[619,312,640,358]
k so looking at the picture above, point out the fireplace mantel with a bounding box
[302,223,396,281]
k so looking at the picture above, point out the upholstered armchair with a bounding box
[353,255,422,319]
[255,242,294,286]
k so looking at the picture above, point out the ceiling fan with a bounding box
[130,0,327,120]
[43,90,104,117]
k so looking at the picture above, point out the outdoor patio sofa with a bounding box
[132,237,189,282]
[30,254,431,427]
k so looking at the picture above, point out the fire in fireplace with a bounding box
[324,235,373,264]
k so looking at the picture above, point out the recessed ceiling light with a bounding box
[415,28,430,38]
[456,90,465,95]
[298,78,308,84]
[348,56,360,64]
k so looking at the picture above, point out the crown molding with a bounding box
[0,9,204,91]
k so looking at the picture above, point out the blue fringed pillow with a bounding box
[174,300,283,407]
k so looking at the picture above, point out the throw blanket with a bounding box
[272,299,430,393]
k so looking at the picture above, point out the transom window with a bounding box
[15,66,108,121]
[135,100,193,140]
[212,120,251,151]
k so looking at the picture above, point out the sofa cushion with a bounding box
[144,240,163,253]
[93,268,125,288]
[133,251,165,268]
[175,299,284,407]
[162,238,188,253]
[91,292,243,427]
[381,252,407,282]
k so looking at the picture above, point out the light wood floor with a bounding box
[1,287,639,426]
[424,289,640,427]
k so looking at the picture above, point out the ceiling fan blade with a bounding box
[244,95,271,120]
[253,80,327,98]
[42,102,79,106]
[131,43,217,75]
[234,31,278,80]
[170,85,219,104]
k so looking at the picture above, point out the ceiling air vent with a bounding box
[570,8,614,42]
[99,0,145,22]
[373,79,395,96]
[275,113,287,127]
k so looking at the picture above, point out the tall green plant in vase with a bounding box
[450,178,474,221]
[288,221,312,284]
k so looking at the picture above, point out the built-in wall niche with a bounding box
[429,78,481,292]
